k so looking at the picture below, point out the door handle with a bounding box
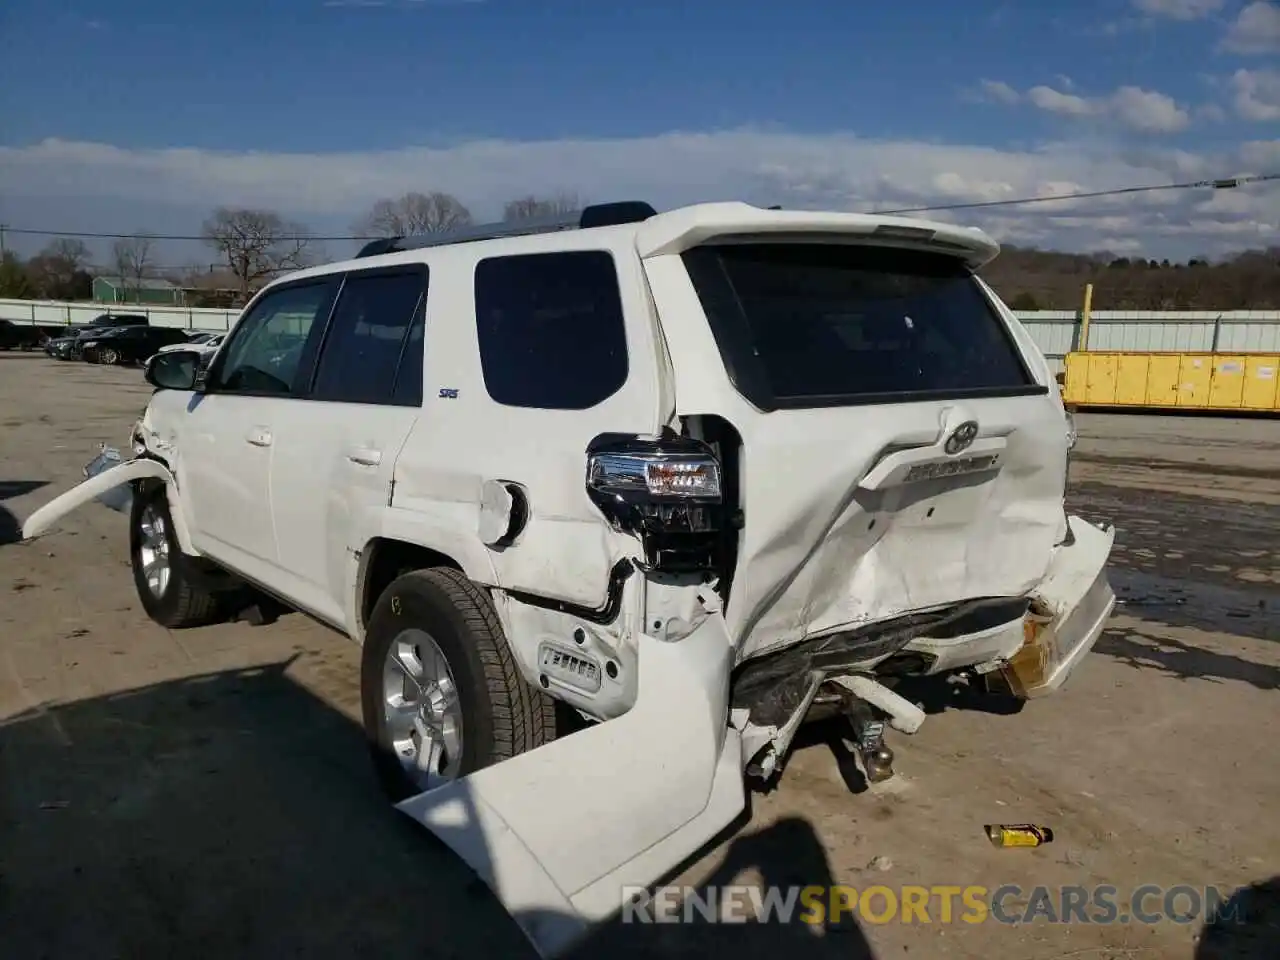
[246,427,272,447]
[346,447,382,466]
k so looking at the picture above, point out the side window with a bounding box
[474,251,628,410]
[214,283,334,396]
[311,268,427,405]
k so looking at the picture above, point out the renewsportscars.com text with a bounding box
[621,884,1242,926]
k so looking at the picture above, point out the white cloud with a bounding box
[1240,138,1280,166]
[1027,86,1097,117]
[1015,82,1191,132]
[1132,0,1226,19]
[1107,86,1193,132]
[1231,68,1280,121]
[1221,1,1280,53]
[974,79,1021,104]
[0,130,1275,264]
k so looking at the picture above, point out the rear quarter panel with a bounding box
[390,236,671,608]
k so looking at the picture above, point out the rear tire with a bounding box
[360,566,557,802]
[130,485,220,628]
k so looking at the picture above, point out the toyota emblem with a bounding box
[944,420,979,455]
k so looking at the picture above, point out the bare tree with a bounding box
[980,244,1280,310]
[358,191,473,237]
[201,207,315,302]
[0,251,33,299]
[111,234,154,302]
[46,237,90,273]
[502,192,584,223]
[25,237,92,299]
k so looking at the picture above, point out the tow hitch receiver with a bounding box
[850,716,895,784]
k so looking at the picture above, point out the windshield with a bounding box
[681,241,1039,409]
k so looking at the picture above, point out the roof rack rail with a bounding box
[354,200,658,258]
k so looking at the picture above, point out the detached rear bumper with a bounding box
[396,612,744,958]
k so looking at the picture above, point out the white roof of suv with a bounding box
[280,200,1001,287]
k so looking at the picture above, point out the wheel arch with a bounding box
[356,537,470,639]
[132,455,200,556]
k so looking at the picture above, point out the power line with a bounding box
[2,172,1277,242]
[874,172,1278,215]
[0,227,368,242]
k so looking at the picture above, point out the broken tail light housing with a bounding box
[586,434,725,575]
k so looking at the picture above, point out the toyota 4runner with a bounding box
[22,200,1114,957]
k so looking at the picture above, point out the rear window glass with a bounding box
[681,243,1034,407]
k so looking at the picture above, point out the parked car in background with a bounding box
[0,320,68,351]
[87,313,150,329]
[47,326,111,361]
[0,319,47,351]
[81,326,191,365]
[152,331,225,363]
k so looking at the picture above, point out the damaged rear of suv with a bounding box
[21,200,1113,958]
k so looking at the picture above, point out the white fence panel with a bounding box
[3,297,1278,362]
[0,297,239,330]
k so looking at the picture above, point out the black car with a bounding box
[87,313,150,329]
[81,326,191,365]
[0,319,47,351]
[48,326,112,360]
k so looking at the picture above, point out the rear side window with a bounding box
[474,251,628,410]
[682,243,1036,409]
[311,268,427,405]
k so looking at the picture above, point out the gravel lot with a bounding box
[2,352,1277,960]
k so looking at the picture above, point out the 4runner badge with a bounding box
[944,420,979,455]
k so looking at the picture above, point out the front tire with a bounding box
[130,485,220,628]
[100,347,120,365]
[360,567,557,802]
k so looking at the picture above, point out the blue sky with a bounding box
[1,0,1277,262]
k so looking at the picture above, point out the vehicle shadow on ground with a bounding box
[0,660,875,960]
[1097,626,1280,691]
[0,480,48,545]
[1195,875,1280,959]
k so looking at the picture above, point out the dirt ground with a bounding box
[2,352,1277,960]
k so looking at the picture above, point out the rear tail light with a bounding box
[586,434,725,575]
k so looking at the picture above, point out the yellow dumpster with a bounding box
[1062,352,1280,412]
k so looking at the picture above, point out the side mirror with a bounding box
[144,350,203,391]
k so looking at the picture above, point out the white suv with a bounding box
[23,200,1114,957]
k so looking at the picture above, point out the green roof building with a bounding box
[92,275,184,306]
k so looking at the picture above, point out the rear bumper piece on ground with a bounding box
[1001,515,1116,698]
[396,612,743,959]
